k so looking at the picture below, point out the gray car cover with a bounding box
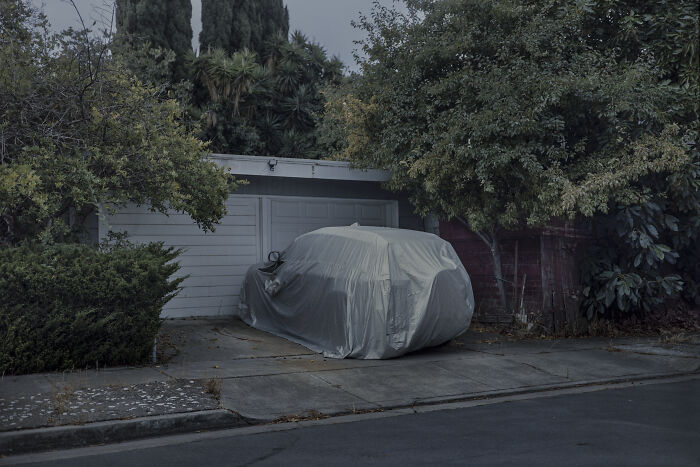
[238,226,474,359]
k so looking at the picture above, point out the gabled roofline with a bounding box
[209,153,391,182]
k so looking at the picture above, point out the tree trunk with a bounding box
[488,234,510,315]
[456,217,510,314]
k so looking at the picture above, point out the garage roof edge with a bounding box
[209,153,392,182]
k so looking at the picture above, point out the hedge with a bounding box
[0,241,182,374]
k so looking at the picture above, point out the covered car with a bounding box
[238,225,474,359]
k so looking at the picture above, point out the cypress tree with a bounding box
[250,0,289,58]
[200,0,289,57]
[198,0,234,52]
[115,0,193,81]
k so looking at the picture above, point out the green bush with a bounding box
[0,241,182,374]
[581,159,699,319]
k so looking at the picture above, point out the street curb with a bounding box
[2,371,698,457]
[227,370,700,422]
[391,370,700,410]
[0,409,252,457]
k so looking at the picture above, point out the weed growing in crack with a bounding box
[203,378,222,401]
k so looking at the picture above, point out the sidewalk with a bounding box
[1,318,699,455]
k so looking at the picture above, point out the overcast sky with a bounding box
[30,0,407,72]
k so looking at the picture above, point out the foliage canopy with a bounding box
[115,0,194,81]
[0,0,232,245]
[114,0,342,159]
[328,0,698,315]
[193,32,344,157]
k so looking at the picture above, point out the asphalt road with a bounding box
[13,379,700,467]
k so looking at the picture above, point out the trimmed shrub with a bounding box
[0,241,182,374]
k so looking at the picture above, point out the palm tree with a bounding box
[275,58,299,95]
[228,49,263,116]
[306,42,327,80]
[261,31,288,72]
[280,128,313,158]
[194,48,233,105]
[282,84,315,131]
[256,112,283,155]
[195,48,269,117]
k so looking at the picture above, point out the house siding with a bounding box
[100,196,261,318]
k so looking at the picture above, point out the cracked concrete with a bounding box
[1,317,698,431]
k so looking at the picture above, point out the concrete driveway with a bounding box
[157,318,700,420]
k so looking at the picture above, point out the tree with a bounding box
[328,0,696,314]
[199,0,289,58]
[196,1,344,158]
[115,0,193,81]
[575,0,700,316]
[0,0,232,245]
[198,0,234,53]
[194,47,271,154]
[194,31,344,158]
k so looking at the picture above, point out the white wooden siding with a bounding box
[100,196,261,318]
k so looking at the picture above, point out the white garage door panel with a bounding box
[171,265,251,277]
[265,197,398,253]
[359,205,383,221]
[271,200,301,218]
[114,200,254,213]
[270,225,308,254]
[333,204,355,218]
[102,197,260,318]
[166,306,229,318]
[140,235,257,247]
[305,202,329,218]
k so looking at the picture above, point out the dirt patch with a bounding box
[156,328,186,363]
[469,307,700,341]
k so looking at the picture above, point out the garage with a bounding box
[98,154,419,318]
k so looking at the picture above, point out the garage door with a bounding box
[263,196,399,253]
[101,196,260,318]
[101,195,398,318]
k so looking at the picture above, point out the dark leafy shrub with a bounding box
[0,241,182,374]
[581,202,684,318]
[581,160,699,319]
